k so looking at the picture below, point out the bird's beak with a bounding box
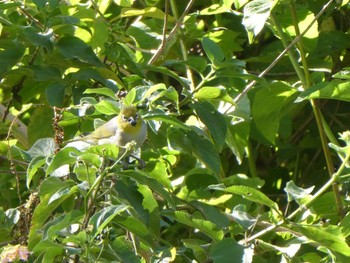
[130,119,137,126]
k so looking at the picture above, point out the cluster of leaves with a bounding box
[1,0,350,262]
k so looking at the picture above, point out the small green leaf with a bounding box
[46,147,81,175]
[144,112,190,130]
[0,40,25,76]
[191,101,228,150]
[26,138,56,160]
[242,0,275,42]
[166,211,224,242]
[297,80,350,102]
[84,88,117,99]
[210,184,281,214]
[284,181,314,205]
[56,36,103,66]
[120,170,176,209]
[46,82,65,107]
[27,156,46,188]
[194,86,233,102]
[94,99,120,115]
[202,37,225,65]
[209,238,245,263]
[291,224,350,258]
[89,205,128,238]
[121,7,175,21]
[251,82,297,144]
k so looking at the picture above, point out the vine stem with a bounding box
[233,0,335,103]
[243,145,350,244]
[147,0,196,66]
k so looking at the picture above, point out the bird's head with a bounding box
[117,105,143,134]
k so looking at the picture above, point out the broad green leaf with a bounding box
[210,184,281,214]
[29,178,78,249]
[94,99,120,115]
[0,40,25,76]
[112,237,140,263]
[46,82,65,107]
[119,170,176,209]
[291,224,350,258]
[168,128,222,177]
[297,80,350,102]
[43,210,83,240]
[183,239,208,263]
[56,36,103,66]
[194,86,234,103]
[115,0,134,7]
[166,211,224,242]
[22,26,53,50]
[191,101,228,150]
[199,1,234,15]
[46,147,81,175]
[251,83,297,144]
[190,201,230,228]
[84,88,117,99]
[209,238,245,263]
[202,37,225,65]
[27,108,55,147]
[89,205,128,238]
[31,240,64,260]
[333,68,350,80]
[26,138,56,160]
[121,7,175,21]
[242,0,276,42]
[188,131,222,177]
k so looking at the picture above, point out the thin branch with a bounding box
[233,0,335,103]
[148,0,196,65]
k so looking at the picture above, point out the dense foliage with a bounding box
[1,0,350,262]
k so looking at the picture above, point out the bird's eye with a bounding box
[135,113,139,119]
[128,117,133,123]
[122,115,128,121]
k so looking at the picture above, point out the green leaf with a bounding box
[46,82,65,107]
[27,156,46,188]
[121,7,175,21]
[56,36,103,66]
[210,184,281,214]
[166,211,224,242]
[297,80,350,102]
[226,120,250,164]
[202,37,225,65]
[209,238,245,263]
[251,82,297,144]
[112,237,140,263]
[84,88,117,99]
[188,131,222,178]
[168,128,222,177]
[0,40,25,76]
[28,107,55,146]
[143,112,190,130]
[242,0,275,42]
[284,181,314,205]
[230,205,257,230]
[26,138,56,160]
[46,147,81,175]
[191,101,228,150]
[89,205,128,238]
[94,99,120,115]
[194,86,234,102]
[119,170,176,209]
[291,224,350,258]
[190,201,230,228]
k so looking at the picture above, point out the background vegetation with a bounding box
[1,0,350,262]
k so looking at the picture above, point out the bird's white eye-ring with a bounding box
[135,113,139,119]
[122,115,128,121]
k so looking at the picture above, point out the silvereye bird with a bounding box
[69,106,147,153]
